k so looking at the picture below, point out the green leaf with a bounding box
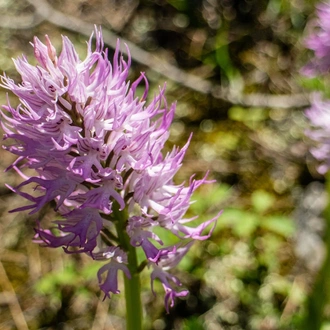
[81,261,101,279]
[299,76,327,93]
[219,209,259,237]
[183,316,205,330]
[228,106,246,122]
[190,183,232,214]
[260,215,295,237]
[228,106,268,124]
[35,275,56,295]
[320,322,330,330]
[167,0,187,11]
[251,190,275,214]
[35,262,78,294]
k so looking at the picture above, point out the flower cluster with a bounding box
[303,2,330,174]
[0,27,219,311]
[303,1,330,76]
[305,95,330,174]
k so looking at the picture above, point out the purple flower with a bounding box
[126,216,164,263]
[94,247,131,299]
[303,2,330,173]
[1,27,220,310]
[35,207,104,254]
[150,242,193,313]
[305,94,330,173]
[303,1,330,76]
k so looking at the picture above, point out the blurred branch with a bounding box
[92,296,113,330]
[212,87,310,109]
[0,260,29,330]
[25,0,212,93]
[16,0,310,109]
[0,13,44,29]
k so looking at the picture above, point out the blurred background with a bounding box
[0,0,327,329]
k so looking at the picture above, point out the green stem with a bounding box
[114,204,143,330]
[123,243,142,330]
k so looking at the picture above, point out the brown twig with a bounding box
[91,295,113,330]
[0,260,29,330]
[212,86,310,109]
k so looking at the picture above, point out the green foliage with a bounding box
[182,316,205,330]
[167,0,188,11]
[35,260,99,300]
[251,189,275,213]
[219,208,259,237]
[228,107,269,129]
[203,29,243,88]
[261,215,295,237]
[189,183,232,215]
[299,76,329,95]
[184,184,301,329]
[218,189,295,239]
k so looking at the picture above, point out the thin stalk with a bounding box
[113,204,143,330]
[123,242,142,330]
